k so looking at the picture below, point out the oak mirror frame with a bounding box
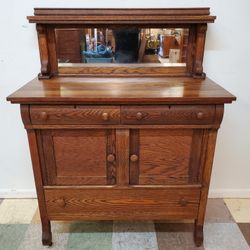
[29,8,216,78]
[49,24,195,77]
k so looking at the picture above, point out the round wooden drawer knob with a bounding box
[102,112,109,121]
[56,198,66,208]
[40,111,48,121]
[196,112,204,120]
[107,154,115,163]
[136,112,143,120]
[130,154,139,162]
[179,198,188,207]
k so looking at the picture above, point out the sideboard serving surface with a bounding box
[7,8,236,247]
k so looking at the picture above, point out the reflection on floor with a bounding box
[0,198,249,250]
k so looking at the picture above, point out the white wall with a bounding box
[1,0,250,198]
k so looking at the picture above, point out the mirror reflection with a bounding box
[55,28,189,66]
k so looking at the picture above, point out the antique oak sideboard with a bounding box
[7,8,236,246]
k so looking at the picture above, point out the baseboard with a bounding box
[0,188,249,199]
[209,189,250,198]
[0,189,37,198]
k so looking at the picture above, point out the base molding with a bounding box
[209,189,250,198]
[0,189,250,199]
[0,189,37,198]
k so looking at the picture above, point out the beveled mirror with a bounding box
[56,28,189,66]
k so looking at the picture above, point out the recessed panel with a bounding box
[41,130,116,185]
[138,129,194,184]
[53,134,106,177]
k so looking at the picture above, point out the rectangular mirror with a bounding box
[55,28,189,68]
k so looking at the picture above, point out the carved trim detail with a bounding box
[193,24,207,79]
[36,24,51,79]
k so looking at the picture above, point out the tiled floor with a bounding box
[0,198,249,250]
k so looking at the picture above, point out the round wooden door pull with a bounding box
[130,154,139,162]
[40,111,48,120]
[196,112,204,120]
[102,112,109,121]
[136,112,143,120]
[107,154,115,162]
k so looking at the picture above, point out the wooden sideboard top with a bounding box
[7,77,236,105]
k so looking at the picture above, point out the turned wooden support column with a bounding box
[193,24,207,79]
[36,24,52,79]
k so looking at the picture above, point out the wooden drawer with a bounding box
[121,105,215,125]
[30,105,120,125]
[44,187,200,220]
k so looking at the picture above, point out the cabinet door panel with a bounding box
[41,129,116,185]
[129,129,204,185]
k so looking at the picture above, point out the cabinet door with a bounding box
[129,129,204,185]
[40,129,116,185]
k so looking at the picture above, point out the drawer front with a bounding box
[121,105,215,125]
[45,188,200,220]
[30,105,120,125]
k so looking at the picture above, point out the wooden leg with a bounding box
[194,219,203,247]
[194,129,218,247]
[26,129,53,246]
[42,223,52,246]
[42,220,52,246]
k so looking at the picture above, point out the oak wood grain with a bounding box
[193,24,207,78]
[106,129,116,185]
[44,187,200,220]
[188,130,204,183]
[30,105,120,124]
[7,77,236,104]
[137,129,193,185]
[25,8,216,79]
[47,27,58,76]
[26,129,52,245]
[8,7,236,248]
[28,8,216,24]
[34,8,211,16]
[41,129,116,185]
[58,64,187,77]
[196,130,218,227]
[116,129,129,186]
[193,129,218,246]
[24,124,223,130]
[20,105,31,126]
[36,24,51,79]
[121,105,215,125]
[129,129,140,185]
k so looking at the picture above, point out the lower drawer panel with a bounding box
[44,187,200,220]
